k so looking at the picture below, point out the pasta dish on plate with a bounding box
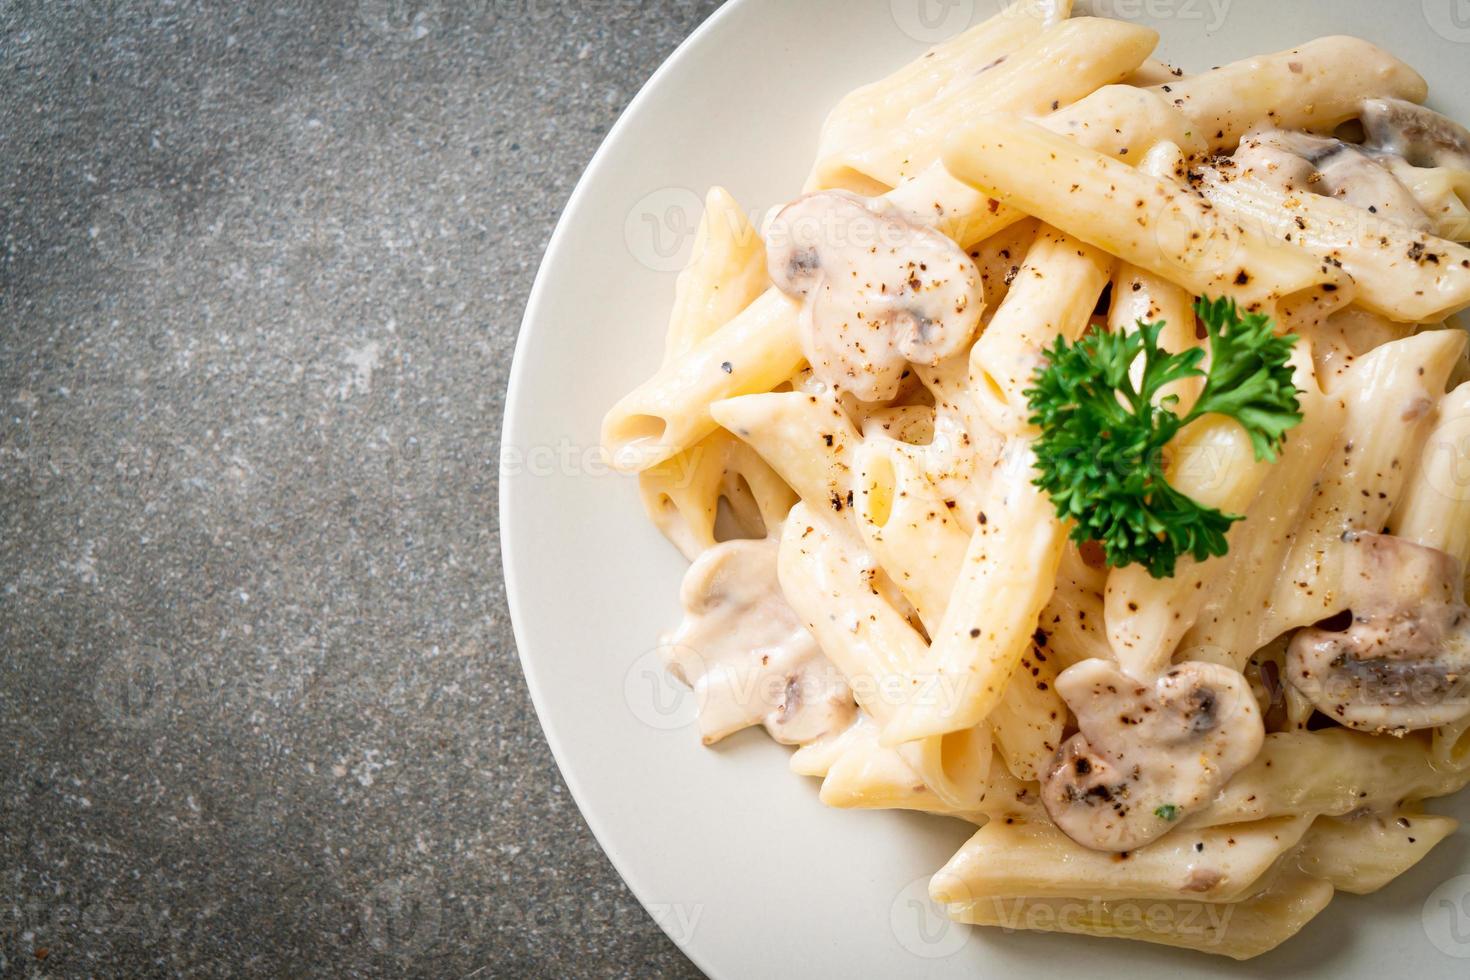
[600,0,1470,958]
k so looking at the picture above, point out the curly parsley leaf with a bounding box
[1025,296,1301,579]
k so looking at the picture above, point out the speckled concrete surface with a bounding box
[0,2,718,975]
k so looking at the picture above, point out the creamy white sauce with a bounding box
[664,536,856,746]
[765,191,983,402]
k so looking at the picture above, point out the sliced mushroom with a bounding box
[1286,532,1470,735]
[765,191,983,402]
[664,537,856,745]
[1233,129,1432,232]
[1041,659,1265,852]
[1360,98,1470,171]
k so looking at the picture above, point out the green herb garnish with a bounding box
[1155,803,1181,821]
[1026,296,1301,579]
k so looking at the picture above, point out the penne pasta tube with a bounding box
[1125,57,1183,88]
[1295,811,1458,895]
[883,441,1066,745]
[969,226,1114,435]
[777,506,993,809]
[795,715,1033,822]
[1177,338,1344,664]
[851,440,969,627]
[966,217,1041,325]
[788,713,868,778]
[1265,328,1464,635]
[932,812,1312,903]
[1105,414,1273,678]
[1389,381,1470,568]
[1307,307,1414,393]
[1194,165,1470,323]
[983,642,1064,782]
[817,715,985,815]
[1038,542,1112,668]
[774,512,920,716]
[812,15,1158,190]
[942,115,1352,312]
[604,289,804,472]
[709,390,858,515]
[1384,158,1470,242]
[850,438,1066,781]
[635,189,791,558]
[1187,729,1470,829]
[638,430,797,561]
[942,866,1335,960]
[659,186,768,361]
[1149,36,1427,150]
[808,0,1071,193]
[1433,713,1470,772]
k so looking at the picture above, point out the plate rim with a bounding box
[498,1,749,973]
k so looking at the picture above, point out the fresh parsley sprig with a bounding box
[1025,296,1301,579]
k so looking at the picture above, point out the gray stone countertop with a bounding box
[0,1,718,975]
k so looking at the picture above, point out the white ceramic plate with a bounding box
[502,1,1470,974]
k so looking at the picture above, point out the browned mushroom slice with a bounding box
[1361,98,1470,171]
[1286,532,1470,735]
[765,191,983,402]
[1041,659,1264,852]
[1233,130,1431,232]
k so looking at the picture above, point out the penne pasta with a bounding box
[969,226,1114,435]
[605,4,1470,959]
[1194,165,1470,323]
[1390,381,1470,567]
[942,115,1351,312]
[884,442,1065,745]
[933,812,1312,903]
[812,14,1157,190]
[808,0,1072,193]
[942,867,1336,960]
